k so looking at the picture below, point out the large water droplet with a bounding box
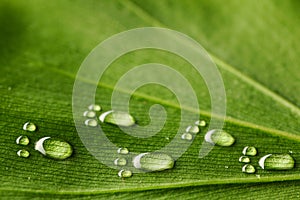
[117,147,129,155]
[205,129,235,146]
[35,137,73,160]
[186,125,199,134]
[259,154,295,170]
[118,169,132,178]
[16,135,30,146]
[88,104,101,111]
[17,149,30,158]
[181,133,193,141]
[23,122,36,132]
[84,119,98,127]
[242,146,257,156]
[242,164,256,174]
[99,110,135,127]
[114,158,127,166]
[133,152,174,172]
[195,120,206,127]
[83,111,96,118]
[239,156,250,163]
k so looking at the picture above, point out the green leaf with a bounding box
[1,0,300,199]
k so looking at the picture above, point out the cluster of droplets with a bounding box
[238,146,257,174]
[83,104,101,127]
[181,120,205,141]
[16,122,73,160]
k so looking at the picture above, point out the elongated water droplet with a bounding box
[239,156,250,163]
[181,133,193,141]
[205,129,235,146]
[83,111,96,118]
[259,154,295,170]
[118,169,132,178]
[242,164,255,174]
[99,110,135,127]
[195,120,206,127]
[16,135,30,146]
[35,137,73,160]
[242,146,257,156]
[117,147,129,155]
[186,125,199,134]
[88,104,101,111]
[133,152,174,172]
[23,122,36,132]
[114,158,127,166]
[17,149,30,158]
[84,119,98,127]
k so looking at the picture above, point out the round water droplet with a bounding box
[259,154,295,170]
[114,158,127,166]
[16,135,30,146]
[239,156,250,163]
[17,149,30,158]
[35,137,73,160]
[99,110,135,127]
[242,164,255,174]
[242,146,257,156]
[88,104,101,111]
[181,133,193,141]
[83,111,96,118]
[84,119,98,127]
[117,147,129,155]
[23,122,36,132]
[118,169,132,178]
[186,125,199,134]
[133,152,174,172]
[205,129,235,146]
[195,120,206,127]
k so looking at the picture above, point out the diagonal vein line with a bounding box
[121,0,300,117]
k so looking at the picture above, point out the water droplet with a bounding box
[99,110,135,127]
[242,146,257,156]
[186,125,199,134]
[17,149,30,158]
[117,147,129,155]
[239,156,250,163]
[204,129,235,146]
[35,137,73,160]
[84,119,98,127]
[133,152,174,172]
[256,174,261,179]
[16,135,30,146]
[23,122,36,132]
[88,104,101,111]
[114,158,127,166]
[242,164,256,174]
[8,86,12,91]
[225,165,229,169]
[83,110,96,118]
[259,154,295,170]
[195,120,206,127]
[118,169,132,178]
[181,133,193,141]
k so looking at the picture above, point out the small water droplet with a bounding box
[242,164,256,174]
[83,111,96,118]
[117,147,129,155]
[259,154,295,170]
[205,129,235,146]
[242,146,257,156]
[289,150,293,154]
[118,169,132,178]
[165,137,170,141]
[88,104,101,111]
[195,120,206,127]
[99,110,135,127]
[16,135,30,146]
[133,152,174,172]
[114,158,127,166]
[181,133,193,141]
[239,156,250,163]
[84,119,98,127]
[186,125,199,134]
[8,86,12,91]
[256,174,261,179]
[35,137,73,160]
[225,165,229,169]
[23,122,36,132]
[17,149,30,158]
